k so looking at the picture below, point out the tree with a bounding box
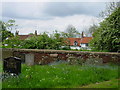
[90,7,120,52]
[3,36,21,48]
[61,25,80,38]
[99,2,120,18]
[88,24,99,34]
[0,19,17,42]
[28,33,34,35]
[19,31,66,50]
[51,30,67,50]
[4,19,18,31]
[0,20,14,42]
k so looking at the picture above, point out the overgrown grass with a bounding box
[2,64,119,88]
[0,61,2,89]
[0,42,2,48]
[0,61,2,72]
[80,79,119,88]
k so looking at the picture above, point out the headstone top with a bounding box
[3,56,21,75]
[4,57,21,61]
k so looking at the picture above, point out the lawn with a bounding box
[80,79,119,88]
[0,61,2,89]
[0,42,2,48]
[2,64,119,88]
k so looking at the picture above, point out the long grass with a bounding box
[0,61,2,89]
[2,64,119,88]
[80,79,119,88]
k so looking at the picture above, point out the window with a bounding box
[74,41,78,46]
[86,43,88,46]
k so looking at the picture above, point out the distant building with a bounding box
[15,30,39,40]
[66,32,92,50]
[15,31,92,50]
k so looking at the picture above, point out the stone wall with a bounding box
[1,48,120,65]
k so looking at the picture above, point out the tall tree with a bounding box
[90,6,120,52]
[61,25,80,38]
[88,24,99,34]
[0,20,15,42]
[5,19,18,31]
[99,2,120,18]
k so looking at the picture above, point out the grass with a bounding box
[0,61,2,89]
[80,79,119,88]
[2,64,119,88]
[0,42,2,48]
[0,61,2,72]
[0,61,2,71]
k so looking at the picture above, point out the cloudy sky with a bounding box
[1,1,108,35]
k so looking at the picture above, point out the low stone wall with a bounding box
[1,48,120,65]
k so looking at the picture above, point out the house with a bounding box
[66,32,92,50]
[66,38,81,50]
[15,30,39,40]
[15,30,92,50]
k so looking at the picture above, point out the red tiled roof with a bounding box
[80,37,92,44]
[18,35,34,40]
[66,38,81,46]
[66,37,92,46]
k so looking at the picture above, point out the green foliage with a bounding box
[1,30,14,42]
[0,20,15,42]
[3,31,67,50]
[2,36,22,48]
[2,64,118,88]
[90,7,120,52]
[4,19,18,31]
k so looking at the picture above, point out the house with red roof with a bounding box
[15,31,92,50]
[66,32,92,49]
[15,30,39,40]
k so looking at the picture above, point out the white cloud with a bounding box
[2,0,119,2]
[13,14,102,35]
[0,2,2,19]
[2,2,105,35]
[2,2,47,19]
[2,2,106,19]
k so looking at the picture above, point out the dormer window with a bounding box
[74,41,78,46]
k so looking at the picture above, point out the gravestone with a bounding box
[25,53,34,66]
[3,57,21,75]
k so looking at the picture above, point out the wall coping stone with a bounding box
[1,48,120,55]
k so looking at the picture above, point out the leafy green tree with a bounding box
[51,30,67,50]
[3,36,21,48]
[4,19,18,31]
[28,33,34,35]
[99,2,120,18]
[90,7,120,52]
[20,31,66,50]
[0,20,16,42]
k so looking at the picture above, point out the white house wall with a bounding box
[80,44,86,47]
[70,46,81,50]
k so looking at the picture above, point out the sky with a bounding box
[1,1,109,35]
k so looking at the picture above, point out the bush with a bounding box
[90,7,120,52]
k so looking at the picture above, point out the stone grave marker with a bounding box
[3,57,21,75]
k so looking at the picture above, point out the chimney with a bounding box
[35,30,37,35]
[81,31,84,38]
[15,31,19,36]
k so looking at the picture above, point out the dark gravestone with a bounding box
[3,57,21,75]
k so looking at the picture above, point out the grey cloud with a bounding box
[2,2,106,20]
[2,2,51,20]
[44,2,106,17]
